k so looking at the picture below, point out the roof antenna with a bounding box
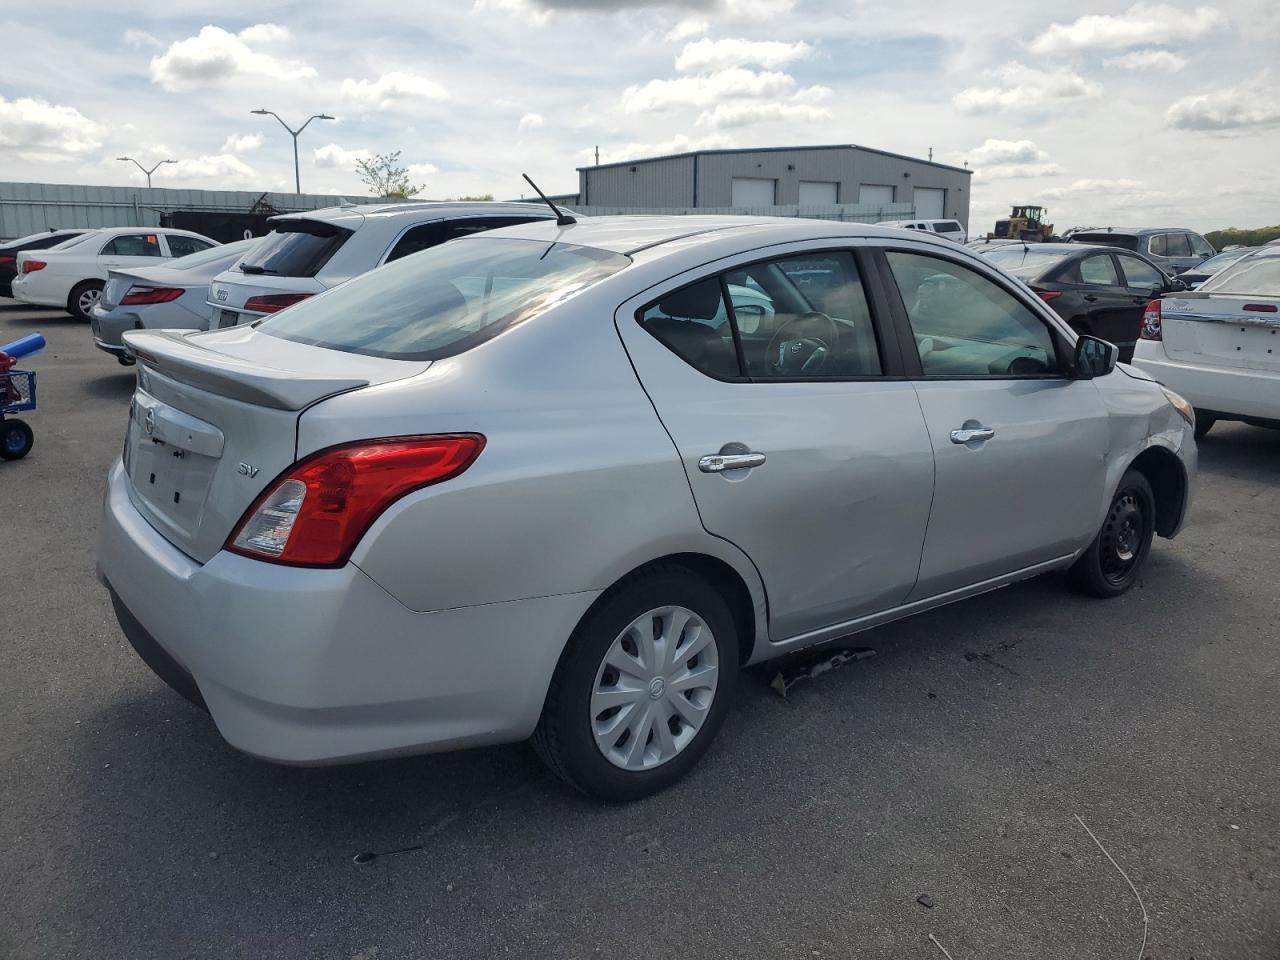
[522,172,576,226]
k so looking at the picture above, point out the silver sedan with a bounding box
[97,216,1197,800]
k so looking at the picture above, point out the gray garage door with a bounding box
[798,181,838,206]
[914,187,945,219]
[859,184,895,206]
[731,177,777,207]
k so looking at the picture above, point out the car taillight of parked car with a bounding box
[21,260,46,274]
[1035,290,1062,302]
[226,435,485,567]
[1140,299,1162,340]
[120,286,185,305]
[0,255,15,264]
[243,293,314,314]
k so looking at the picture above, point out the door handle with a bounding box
[1083,294,1098,302]
[950,426,995,444]
[698,452,766,473]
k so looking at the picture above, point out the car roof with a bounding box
[472,215,957,256]
[1071,227,1198,236]
[271,201,557,229]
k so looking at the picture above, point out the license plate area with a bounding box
[1195,321,1280,371]
[217,309,239,329]
[126,391,224,541]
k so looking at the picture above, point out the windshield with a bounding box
[260,238,631,360]
[1194,249,1251,274]
[1198,253,1280,297]
[1070,233,1139,251]
[984,247,1074,279]
[165,237,254,271]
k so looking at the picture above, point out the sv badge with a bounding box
[237,462,260,478]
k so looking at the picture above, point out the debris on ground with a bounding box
[916,894,934,909]
[766,646,876,698]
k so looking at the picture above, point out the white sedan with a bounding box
[1133,244,1280,437]
[12,227,217,321]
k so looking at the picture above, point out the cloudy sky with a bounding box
[1,0,1277,231]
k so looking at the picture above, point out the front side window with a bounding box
[261,238,629,361]
[1079,254,1120,286]
[1188,233,1215,258]
[165,235,214,258]
[103,234,162,257]
[885,251,1058,377]
[1116,255,1165,291]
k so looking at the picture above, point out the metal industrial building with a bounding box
[570,144,972,226]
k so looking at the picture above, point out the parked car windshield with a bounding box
[1193,249,1252,275]
[259,238,631,361]
[164,237,253,271]
[982,246,1074,279]
[1197,252,1280,297]
[1070,232,1139,251]
[238,221,353,278]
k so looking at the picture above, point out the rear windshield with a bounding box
[983,246,1073,279]
[1070,233,1139,251]
[238,221,352,278]
[1198,253,1280,297]
[259,238,631,361]
[933,222,962,233]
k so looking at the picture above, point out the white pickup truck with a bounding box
[1132,243,1280,438]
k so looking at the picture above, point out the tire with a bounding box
[67,280,103,322]
[117,354,137,367]
[533,565,739,801]
[1070,469,1155,598]
[1193,410,1216,440]
[1,419,34,460]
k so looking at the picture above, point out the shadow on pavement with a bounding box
[82,373,136,401]
[1196,423,1280,482]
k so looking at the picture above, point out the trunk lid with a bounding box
[121,326,430,563]
[1161,294,1280,373]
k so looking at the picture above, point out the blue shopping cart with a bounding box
[1,333,44,461]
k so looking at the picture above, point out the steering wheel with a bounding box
[765,312,840,376]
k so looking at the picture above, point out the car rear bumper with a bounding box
[9,274,62,307]
[90,304,139,354]
[97,460,596,765]
[1132,342,1280,422]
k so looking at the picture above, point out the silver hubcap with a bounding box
[78,288,101,314]
[591,605,719,771]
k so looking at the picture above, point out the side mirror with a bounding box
[1074,334,1119,379]
[1168,277,1189,292]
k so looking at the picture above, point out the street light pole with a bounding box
[250,109,336,194]
[117,156,177,188]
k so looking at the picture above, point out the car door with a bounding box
[99,233,165,272]
[878,245,1109,600]
[614,244,936,641]
[1070,252,1143,359]
[1115,252,1170,317]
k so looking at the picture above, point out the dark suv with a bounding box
[1067,227,1215,275]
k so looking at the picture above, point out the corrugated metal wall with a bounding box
[570,202,916,223]
[0,182,371,240]
[580,146,972,227]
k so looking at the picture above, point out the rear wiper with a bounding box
[239,264,278,275]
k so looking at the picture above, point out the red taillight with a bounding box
[1141,299,1162,340]
[1035,289,1062,302]
[0,255,15,264]
[226,435,485,567]
[1243,303,1278,313]
[21,260,46,274]
[244,292,313,314]
[120,285,184,305]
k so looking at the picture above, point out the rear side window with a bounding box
[260,238,629,360]
[1079,254,1119,286]
[885,251,1057,377]
[1164,233,1192,257]
[103,234,163,257]
[1148,234,1167,256]
[638,278,740,380]
[239,221,352,278]
[166,235,214,258]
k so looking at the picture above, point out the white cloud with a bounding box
[220,132,263,154]
[0,97,101,162]
[406,163,440,178]
[1039,177,1146,201]
[149,24,315,92]
[1165,71,1280,130]
[953,63,1101,114]
[472,0,551,25]
[123,28,162,50]
[666,17,708,41]
[341,71,449,110]
[237,23,291,45]
[959,139,1062,179]
[1030,3,1225,54]
[151,154,260,189]
[518,112,544,132]
[696,101,829,129]
[622,68,796,112]
[1105,49,1187,72]
[675,37,813,73]
[588,132,736,166]
[313,143,372,168]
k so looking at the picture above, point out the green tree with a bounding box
[356,151,425,199]
[1205,225,1280,249]
[448,193,494,201]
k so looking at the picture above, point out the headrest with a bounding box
[658,282,721,322]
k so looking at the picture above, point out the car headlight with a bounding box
[1161,386,1195,426]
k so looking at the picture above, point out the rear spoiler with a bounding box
[123,329,368,411]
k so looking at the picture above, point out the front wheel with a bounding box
[1,419,34,460]
[1070,470,1155,598]
[533,566,739,801]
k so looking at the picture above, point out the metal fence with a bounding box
[0,181,371,240]
[568,201,916,223]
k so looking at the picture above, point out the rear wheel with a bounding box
[67,280,103,322]
[1070,469,1155,598]
[533,566,738,801]
[1193,410,1216,439]
[1,419,34,460]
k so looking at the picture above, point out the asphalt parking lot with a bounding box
[2,298,1277,960]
